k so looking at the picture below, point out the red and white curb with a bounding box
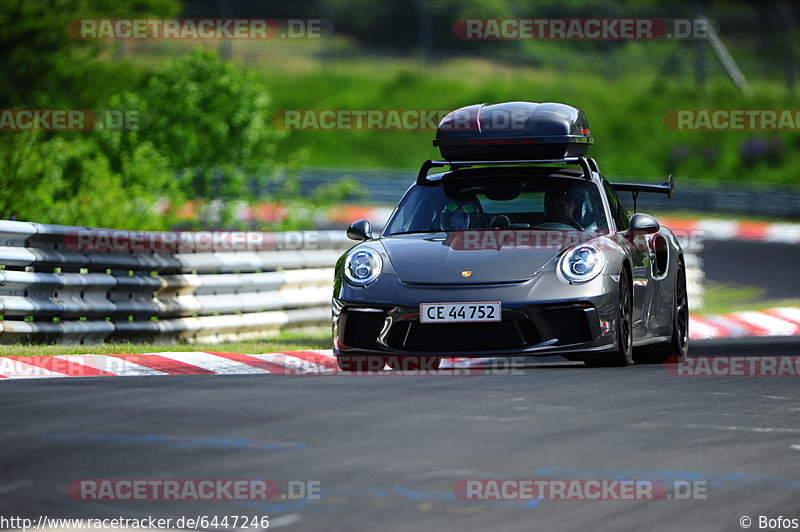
[2,307,799,379]
[0,350,497,380]
[689,307,800,340]
[660,217,800,243]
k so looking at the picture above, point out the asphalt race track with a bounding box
[1,337,799,532]
[700,240,800,299]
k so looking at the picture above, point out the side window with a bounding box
[603,181,630,231]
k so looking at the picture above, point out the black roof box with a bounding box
[433,101,592,161]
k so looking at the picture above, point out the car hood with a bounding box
[380,233,567,284]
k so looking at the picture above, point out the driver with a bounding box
[440,196,484,231]
[543,186,585,228]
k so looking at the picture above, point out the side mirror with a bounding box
[628,213,660,235]
[346,219,373,241]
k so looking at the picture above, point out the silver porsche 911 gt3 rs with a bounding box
[331,103,688,371]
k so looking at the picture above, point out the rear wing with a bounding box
[611,175,674,198]
[611,175,674,212]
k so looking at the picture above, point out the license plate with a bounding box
[419,302,501,323]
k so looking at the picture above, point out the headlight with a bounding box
[559,244,605,283]
[344,248,382,285]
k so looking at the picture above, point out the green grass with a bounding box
[0,327,331,357]
[120,40,800,186]
[259,60,800,186]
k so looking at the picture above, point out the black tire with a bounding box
[387,356,442,371]
[336,356,388,372]
[586,268,633,367]
[634,262,689,364]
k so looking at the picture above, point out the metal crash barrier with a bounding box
[0,220,704,346]
[0,221,353,345]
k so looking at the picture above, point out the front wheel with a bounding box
[586,269,633,367]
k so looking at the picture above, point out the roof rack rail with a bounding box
[416,157,594,184]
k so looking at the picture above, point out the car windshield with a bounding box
[385,176,609,235]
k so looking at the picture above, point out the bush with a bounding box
[2,49,296,230]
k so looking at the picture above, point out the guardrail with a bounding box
[0,220,704,346]
[0,221,354,345]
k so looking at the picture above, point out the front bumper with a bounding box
[332,272,620,358]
